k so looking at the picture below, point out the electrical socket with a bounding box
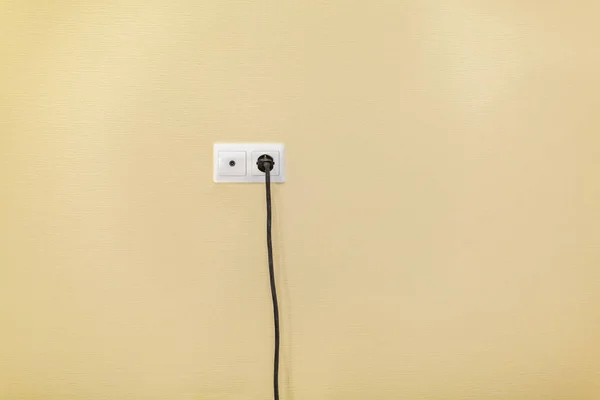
[251,150,280,176]
[213,143,285,183]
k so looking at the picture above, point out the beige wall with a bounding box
[1,1,599,399]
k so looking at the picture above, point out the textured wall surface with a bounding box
[1,1,599,399]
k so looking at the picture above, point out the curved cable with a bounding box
[264,162,280,400]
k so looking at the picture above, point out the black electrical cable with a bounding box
[261,157,280,400]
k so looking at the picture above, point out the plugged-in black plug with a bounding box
[257,154,275,173]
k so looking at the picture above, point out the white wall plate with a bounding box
[213,143,285,183]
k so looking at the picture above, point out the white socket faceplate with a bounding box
[213,143,285,183]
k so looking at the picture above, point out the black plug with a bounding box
[257,154,275,173]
